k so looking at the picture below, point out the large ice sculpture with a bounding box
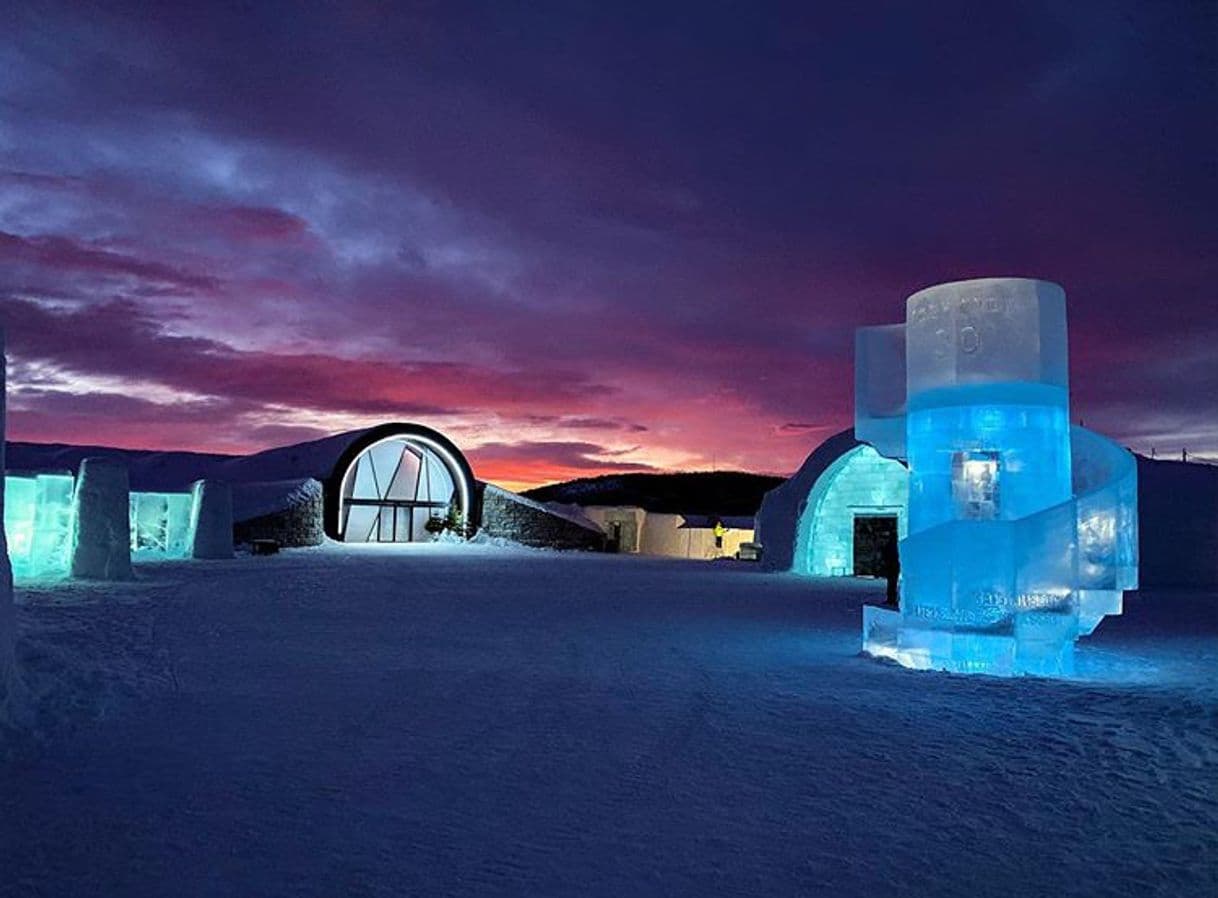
[70,458,134,580]
[859,278,1138,676]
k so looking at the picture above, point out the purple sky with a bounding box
[1,1,1215,489]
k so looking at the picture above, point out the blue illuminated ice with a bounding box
[131,491,194,558]
[859,278,1138,676]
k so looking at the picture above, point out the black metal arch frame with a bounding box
[322,422,480,540]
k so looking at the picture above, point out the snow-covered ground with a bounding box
[1,543,1215,897]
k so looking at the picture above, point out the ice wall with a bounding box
[70,458,134,580]
[859,278,1138,677]
[5,474,75,580]
[189,480,234,559]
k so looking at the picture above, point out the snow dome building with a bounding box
[756,430,908,577]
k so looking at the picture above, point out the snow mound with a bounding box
[231,478,322,523]
[434,528,546,551]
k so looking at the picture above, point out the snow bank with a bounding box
[189,480,234,559]
[231,478,321,524]
[69,458,133,581]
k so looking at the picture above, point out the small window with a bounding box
[952,450,1000,520]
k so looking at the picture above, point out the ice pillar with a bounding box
[189,480,234,560]
[0,327,16,701]
[70,458,135,580]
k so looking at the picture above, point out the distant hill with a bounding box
[522,471,786,517]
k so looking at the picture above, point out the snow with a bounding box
[231,478,321,524]
[1,545,1215,896]
[4,430,361,493]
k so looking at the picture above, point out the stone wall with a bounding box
[233,479,325,548]
[478,484,605,551]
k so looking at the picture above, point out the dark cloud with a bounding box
[0,297,614,419]
[0,0,1214,482]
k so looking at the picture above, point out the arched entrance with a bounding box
[323,424,477,542]
[793,444,908,576]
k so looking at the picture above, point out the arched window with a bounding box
[338,436,465,542]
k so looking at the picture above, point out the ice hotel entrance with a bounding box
[331,424,477,543]
[754,434,909,578]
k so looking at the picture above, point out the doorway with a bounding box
[853,515,898,576]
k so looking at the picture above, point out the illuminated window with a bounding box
[952,450,1000,519]
[339,437,458,542]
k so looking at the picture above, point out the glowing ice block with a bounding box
[857,278,1138,677]
[5,473,74,580]
[131,492,193,557]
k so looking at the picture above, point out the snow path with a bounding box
[2,544,1215,897]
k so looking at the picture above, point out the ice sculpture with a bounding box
[859,278,1138,676]
[70,458,134,580]
[188,480,234,559]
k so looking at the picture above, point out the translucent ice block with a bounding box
[855,324,907,458]
[906,278,1068,399]
[30,473,74,577]
[130,491,194,557]
[4,473,74,580]
[3,476,36,576]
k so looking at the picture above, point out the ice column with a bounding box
[0,327,16,701]
[70,458,135,580]
[189,480,234,559]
